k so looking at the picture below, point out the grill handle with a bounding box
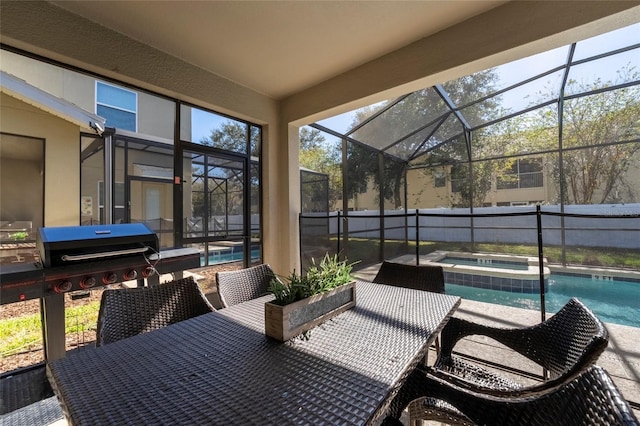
[60,247,150,262]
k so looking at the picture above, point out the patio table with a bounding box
[47,280,460,425]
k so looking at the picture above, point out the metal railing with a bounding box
[300,205,640,322]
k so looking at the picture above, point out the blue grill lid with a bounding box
[37,223,159,267]
[38,223,154,243]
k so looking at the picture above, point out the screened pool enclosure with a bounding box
[300,23,640,274]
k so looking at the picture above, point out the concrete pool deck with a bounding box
[354,262,640,420]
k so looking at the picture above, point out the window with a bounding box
[450,165,465,193]
[434,171,446,188]
[180,105,248,154]
[497,158,543,190]
[96,82,137,131]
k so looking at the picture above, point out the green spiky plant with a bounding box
[268,253,357,306]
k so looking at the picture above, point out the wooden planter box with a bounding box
[264,281,356,341]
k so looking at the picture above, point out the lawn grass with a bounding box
[4,238,639,362]
[1,301,100,357]
[0,314,42,356]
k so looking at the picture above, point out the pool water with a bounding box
[446,274,640,328]
[203,249,261,265]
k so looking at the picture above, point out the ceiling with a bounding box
[49,1,506,100]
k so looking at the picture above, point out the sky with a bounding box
[190,108,231,144]
[312,22,639,140]
[188,22,638,147]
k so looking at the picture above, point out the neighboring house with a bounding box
[0,71,105,229]
[0,70,105,265]
[327,158,550,212]
[334,152,640,211]
[406,158,551,208]
[1,50,262,266]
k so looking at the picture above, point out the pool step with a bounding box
[592,274,614,281]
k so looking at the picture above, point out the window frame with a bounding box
[96,81,138,132]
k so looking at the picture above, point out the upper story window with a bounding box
[450,165,465,193]
[96,82,137,132]
[496,158,543,190]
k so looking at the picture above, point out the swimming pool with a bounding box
[446,273,640,328]
[201,248,261,265]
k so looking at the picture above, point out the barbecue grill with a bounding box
[1,223,199,304]
[0,223,202,361]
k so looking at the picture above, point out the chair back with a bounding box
[402,365,638,426]
[373,261,445,294]
[519,297,609,379]
[95,276,214,346]
[216,263,275,308]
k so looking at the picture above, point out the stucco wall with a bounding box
[0,144,43,227]
[1,94,80,226]
[2,50,178,141]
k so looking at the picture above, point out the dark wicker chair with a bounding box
[373,261,445,294]
[373,261,446,356]
[216,263,277,308]
[392,297,610,424]
[384,365,638,426]
[432,297,609,395]
[95,276,214,346]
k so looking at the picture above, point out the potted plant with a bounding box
[264,254,357,341]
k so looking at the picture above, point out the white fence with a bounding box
[301,204,640,249]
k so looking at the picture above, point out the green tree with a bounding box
[449,110,553,208]
[201,120,248,153]
[299,127,343,211]
[347,69,502,208]
[346,142,378,203]
[197,120,250,223]
[540,67,640,204]
[448,159,496,208]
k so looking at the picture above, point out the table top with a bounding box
[47,280,460,425]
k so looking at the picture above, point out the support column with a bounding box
[262,122,301,277]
